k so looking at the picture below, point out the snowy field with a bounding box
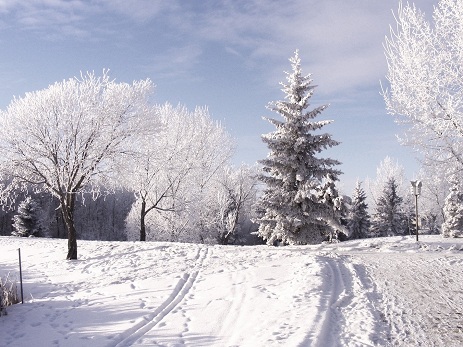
[1,235,462,347]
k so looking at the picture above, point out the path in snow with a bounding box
[356,252,463,347]
[310,252,385,346]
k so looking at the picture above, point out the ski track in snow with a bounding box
[112,246,210,347]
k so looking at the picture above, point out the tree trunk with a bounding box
[61,193,78,260]
[66,221,78,260]
[140,198,146,241]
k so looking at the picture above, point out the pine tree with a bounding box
[441,176,463,238]
[317,173,348,241]
[255,50,342,245]
[347,181,370,240]
[11,197,43,237]
[371,177,407,237]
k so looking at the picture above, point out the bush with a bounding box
[0,273,19,316]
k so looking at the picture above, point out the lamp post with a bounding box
[410,180,422,241]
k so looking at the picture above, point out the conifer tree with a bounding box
[441,176,463,238]
[371,177,407,237]
[347,181,370,240]
[11,197,43,237]
[318,173,348,241]
[255,50,342,245]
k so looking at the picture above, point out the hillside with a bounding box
[1,235,462,346]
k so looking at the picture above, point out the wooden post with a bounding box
[18,248,24,304]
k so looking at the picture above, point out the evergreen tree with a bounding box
[11,197,43,237]
[255,50,342,245]
[318,173,348,241]
[441,176,463,238]
[347,181,370,240]
[371,177,407,237]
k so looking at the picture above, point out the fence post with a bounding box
[18,248,24,304]
[0,282,4,315]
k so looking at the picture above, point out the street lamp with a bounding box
[410,180,422,241]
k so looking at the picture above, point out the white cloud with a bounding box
[165,0,436,95]
[187,0,394,94]
[143,1,384,95]
[142,44,204,81]
[0,0,95,39]
[0,0,437,93]
[0,0,174,40]
[101,0,177,22]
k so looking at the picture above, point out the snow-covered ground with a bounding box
[1,235,462,346]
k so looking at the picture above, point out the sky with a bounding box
[0,0,437,194]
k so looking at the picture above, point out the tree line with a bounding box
[0,72,261,258]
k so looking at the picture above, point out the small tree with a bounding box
[441,176,463,238]
[318,173,348,241]
[255,50,342,245]
[11,197,43,237]
[367,156,407,207]
[347,181,370,240]
[1,273,19,316]
[371,177,407,237]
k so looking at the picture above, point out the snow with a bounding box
[1,235,463,346]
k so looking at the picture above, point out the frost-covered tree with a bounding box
[123,103,233,242]
[255,50,342,245]
[347,181,370,240]
[212,165,259,245]
[415,165,449,234]
[441,176,463,238]
[11,197,43,237]
[367,156,407,207]
[317,173,348,241]
[371,177,408,237]
[383,0,463,175]
[0,71,153,259]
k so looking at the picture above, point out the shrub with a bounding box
[0,273,19,316]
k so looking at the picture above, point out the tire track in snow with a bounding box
[111,246,209,347]
[305,252,386,347]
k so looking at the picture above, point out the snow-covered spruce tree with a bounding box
[367,156,407,207]
[255,50,342,245]
[371,177,407,237]
[11,196,43,237]
[441,176,463,238]
[347,181,370,240]
[317,173,348,241]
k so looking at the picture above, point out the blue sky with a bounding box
[0,0,436,194]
